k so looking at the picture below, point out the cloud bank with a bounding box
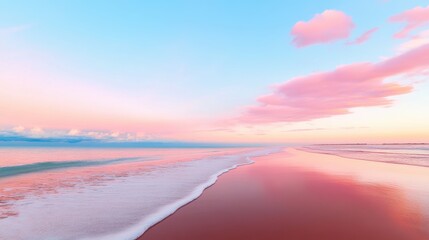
[0,127,149,143]
[238,43,429,124]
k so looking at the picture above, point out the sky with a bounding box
[1,0,429,144]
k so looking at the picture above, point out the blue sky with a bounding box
[1,0,429,143]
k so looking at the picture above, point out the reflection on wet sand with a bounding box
[141,149,429,240]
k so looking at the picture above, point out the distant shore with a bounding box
[139,148,429,240]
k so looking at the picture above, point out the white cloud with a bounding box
[30,127,44,135]
[67,129,80,136]
[12,126,25,133]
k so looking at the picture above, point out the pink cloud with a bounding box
[291,10,355,47]
[347,28,378,45]
[390,5,429,38]
[397,29,429,52]
[238,43,429,124]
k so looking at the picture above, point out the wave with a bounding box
[87,157,254,240]
[0,156,156,178]
[0,147,282,240]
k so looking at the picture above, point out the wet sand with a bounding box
[139,148,429,240]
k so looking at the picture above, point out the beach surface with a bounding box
[139,148,429,240]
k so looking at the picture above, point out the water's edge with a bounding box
[84,156,255,240]
[298,147,429,168]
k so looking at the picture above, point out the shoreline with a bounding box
[139,148,429,240]
[95,157,256,240]
[298,146,429,168]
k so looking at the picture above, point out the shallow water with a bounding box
[141,148,429,240]
[301,144,429,167]
[0,147,279,240]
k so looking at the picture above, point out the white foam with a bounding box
[0,147,281,240]
[92,157,254,240]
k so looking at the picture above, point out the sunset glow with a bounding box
[1,2,429,240]
[1,1,429,144]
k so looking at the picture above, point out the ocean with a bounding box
[1,144,428,239]
[301,144,429,167]
[0,147,278,239]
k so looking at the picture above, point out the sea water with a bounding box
[0,147,279,240]
[301,144,429,167]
